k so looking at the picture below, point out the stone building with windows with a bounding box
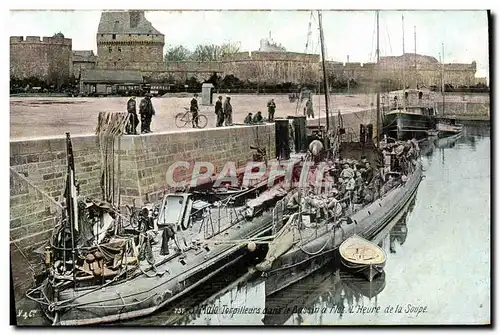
[95,10,165,71]
[72,50,97,78]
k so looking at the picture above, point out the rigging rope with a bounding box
[383,16,393,55]
[371,13,377,62]
[9,236,37,275]
[304,11,314,53]
[10,167,64,210]
[96,112,129,206]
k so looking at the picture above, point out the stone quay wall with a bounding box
[9,124,275,300]
[435,102,490,120]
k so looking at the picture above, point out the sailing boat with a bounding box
[382,16,437,140]
[256,10,424,295]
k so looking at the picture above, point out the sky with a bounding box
[8,10,490,78]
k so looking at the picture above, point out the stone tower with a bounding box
[96,10,165,71]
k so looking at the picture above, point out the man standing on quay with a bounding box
[190,93,199,128]
[215,95,224,127]
[224,96,233,126]
[126,96,138,135]
[267,98,276,122]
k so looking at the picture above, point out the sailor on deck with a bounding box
[286,191,300,210]
[327,192,343,220]
[160,223,180,256]
[340,163,355,180]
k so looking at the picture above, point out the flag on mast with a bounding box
[64,133,79,236]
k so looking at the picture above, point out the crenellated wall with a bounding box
[138,53,477,87]
[10,31,478,90]
[10,35,73,84]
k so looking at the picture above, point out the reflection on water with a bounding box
[120,122,490,326]
[389,197,413,253]
[262,267,389,326]
[262,193,416,326]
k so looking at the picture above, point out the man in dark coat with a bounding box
[267,98,276,122]
[139,94,155,133]
[126,96,138,135]
[215,95,224,127]
[244,113,253,124]
[252,111,264,123]
[223,96,233,126]
[190,93,199,128]
[160,223,177,256]
[362,161,374,184]
[305,98,314,118]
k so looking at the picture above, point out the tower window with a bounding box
[118,47,121,52]
[109,47,112,53]
[114,62,117,66]
[130,11,140,28]
[112,34,116,40]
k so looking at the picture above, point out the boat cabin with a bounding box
[383,89,436,116]
[157,193,211,231]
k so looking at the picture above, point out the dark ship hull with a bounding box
[384,111,435,140]
[262,162,423,296]
[37,216,273,326]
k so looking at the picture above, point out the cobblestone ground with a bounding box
[9,94,378,139]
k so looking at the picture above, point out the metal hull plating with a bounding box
[263,162,423,296]
[40,215,274,326]
[384,111,435,140]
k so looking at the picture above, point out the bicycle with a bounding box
[175,107,208,129]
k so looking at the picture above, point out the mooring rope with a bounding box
[10,167,64,210]
[96,112,129,206]
[9,236,37,275]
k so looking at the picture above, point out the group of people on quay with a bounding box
[125,94,280,133]
[284,138,421,224]
[214,95,234,127]
[212,94,276,127]
[126,94,155,134]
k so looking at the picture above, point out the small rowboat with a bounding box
[339,234,387,282]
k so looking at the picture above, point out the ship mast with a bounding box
[376,10,381,147]
[318,11,330,132]
[414,25,417,88]
[402,14,406,109]
[65,132,79,287]
[442,42,445,115]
